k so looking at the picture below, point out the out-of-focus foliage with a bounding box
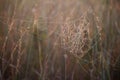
[0,0,120,80]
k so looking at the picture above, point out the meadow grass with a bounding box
[0,0,120,80]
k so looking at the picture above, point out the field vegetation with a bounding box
[0,0,120,80]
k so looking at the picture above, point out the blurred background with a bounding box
[0,0,120,80]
